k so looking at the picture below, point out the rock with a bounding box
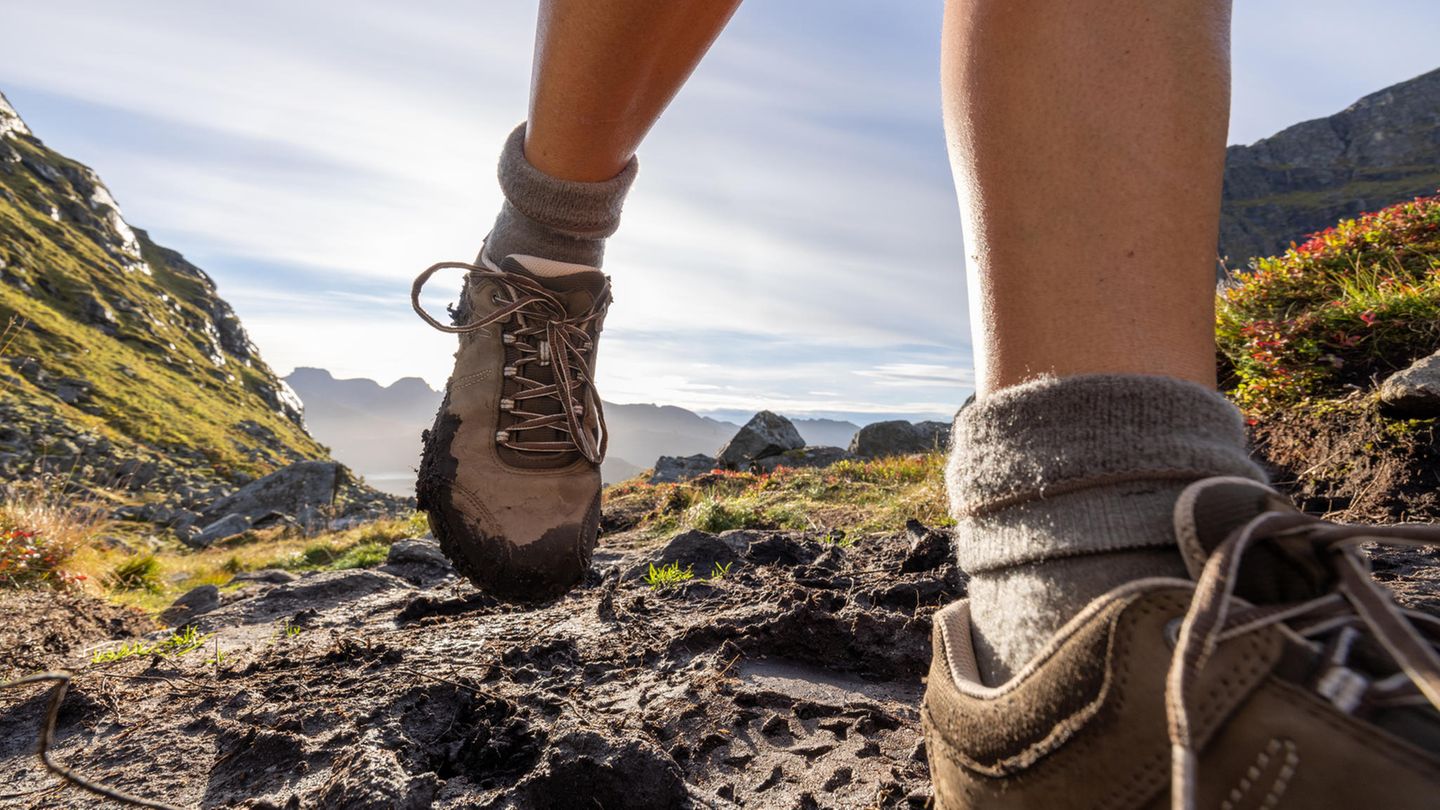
[159,584,220,625]
[1220,68,1440,269]
[716,411,804,469]
[384,538,451,570]
[1379,350,1440,418]
[849,420,951,458]
[752,445,852,473]
[190,513,251,547]
[649,454,717,484]
[900,519,954,573]
[230,569,297,585]
[625,530,748,581]
[202,460,347,529]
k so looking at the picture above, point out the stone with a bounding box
[1379,350,1440,418]
[716,411,804,469]
[159,584,220,625]
[849,420,951,458]
[190,513,251,547]
[201,460,347,529]
[752,446,852,473]
[385,538,450,569]
[649,454,717,484]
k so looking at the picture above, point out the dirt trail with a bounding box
[0,522,962,809]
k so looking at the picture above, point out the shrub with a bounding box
[0,477,103,588]
[1217,193,1440,412]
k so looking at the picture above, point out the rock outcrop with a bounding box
[1220,68,1440,268]
[0,88,326,504]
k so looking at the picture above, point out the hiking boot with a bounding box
[411,253,611,602]
[923,476,1440,809]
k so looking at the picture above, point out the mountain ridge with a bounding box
[0,89,326,500]
[1220,67,1440,266]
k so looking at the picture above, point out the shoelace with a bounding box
[412,261,610,464]
[1167,509,1440,810]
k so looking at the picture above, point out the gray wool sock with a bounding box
[945,374,1268,684]
[482,123,638,268]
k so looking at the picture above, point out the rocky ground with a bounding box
[0,514,963,809]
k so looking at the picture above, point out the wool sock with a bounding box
[946,374,1268,684]
[482,123,638,268]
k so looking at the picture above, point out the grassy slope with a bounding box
[0,135,324,480]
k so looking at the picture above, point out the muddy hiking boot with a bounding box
[411,253,611,602]
[923,476,1440,809]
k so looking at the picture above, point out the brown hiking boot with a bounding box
[923,476,1440,809]
[411,254,611,602]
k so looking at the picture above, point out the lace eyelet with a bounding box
[502,366,516,378]
[495,430,510,443]
[1164,617,1183,649]
[502,333,516,346]
[500,398,514,411]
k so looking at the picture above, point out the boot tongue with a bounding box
[1173,477,1333,604]
[499,255,607,318]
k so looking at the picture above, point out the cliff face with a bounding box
[1220,67,1440,268]
[0,89,325,495]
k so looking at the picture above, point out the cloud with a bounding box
[2,0,1433,420]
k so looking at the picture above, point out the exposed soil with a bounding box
[0,590,150,681]
[0,522,963,809]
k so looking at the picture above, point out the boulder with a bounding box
[1379,350,1440,418]
[716,411,804,469]
[190,513,251,547]
[849,420,951,458]
[202,460,347,529]
[751,445,851,473]
[649,454,716,484]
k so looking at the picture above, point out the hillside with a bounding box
[1220,67,1440,267]
[0,90,325,498]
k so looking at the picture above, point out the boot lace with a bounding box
[412,261,610,464]
[1167,508,1440,810]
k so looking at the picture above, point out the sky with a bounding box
[1,1,1437,424]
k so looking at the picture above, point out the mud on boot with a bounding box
[412,253,611,602]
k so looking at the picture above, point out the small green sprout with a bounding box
[645,561,694,591]
[709,561,733,580]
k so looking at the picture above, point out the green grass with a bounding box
[645,561,694,591]
[605,453,951,542]
[109,553,162,593]
[91,625,212,665]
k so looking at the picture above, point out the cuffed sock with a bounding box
[482,123,638,268]
[946,374,1268,684]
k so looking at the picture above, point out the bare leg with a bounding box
[526,0,742,182]
[942,0,1231,394]
[939,0,1248,683]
